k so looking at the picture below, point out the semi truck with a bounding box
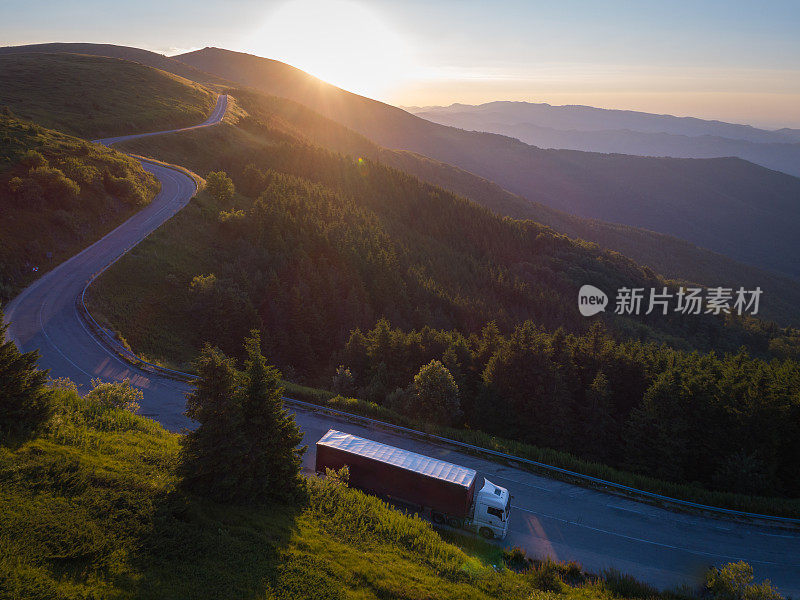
[315,429,511,539]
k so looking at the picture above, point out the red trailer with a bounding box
[315,429,511,538]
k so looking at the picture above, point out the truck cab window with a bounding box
[487,506,504,520]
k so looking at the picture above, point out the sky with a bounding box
[2,0,800,128]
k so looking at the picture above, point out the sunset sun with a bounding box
[245,0,416,98]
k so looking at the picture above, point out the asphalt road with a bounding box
[3,93,799,595]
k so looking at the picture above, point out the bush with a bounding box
[525,558,563,593]
[331,365,355,396]
[29,166,80,206]
[19,149,47,169]
[501,546,529,570]
[206,170,234,204]
[85,378,142,413]
[706,562,783,600]
[104,172,148,205]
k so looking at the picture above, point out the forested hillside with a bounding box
[87,93,800,498]
[176,47,800,279]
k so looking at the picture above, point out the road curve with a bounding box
[3,93,799,595]
[4,95,229,428]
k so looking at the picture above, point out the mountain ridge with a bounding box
[175,47,800,279]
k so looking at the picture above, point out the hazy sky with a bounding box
[3,0,799,128]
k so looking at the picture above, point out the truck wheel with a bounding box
[447,517,461,528]
[432,513,445,525]
[479,527,494,540]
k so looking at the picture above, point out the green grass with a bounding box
[0,113,160,301]
[0,53,217,139]
[0,384,677,600]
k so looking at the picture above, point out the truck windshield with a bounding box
[505,497,511,519]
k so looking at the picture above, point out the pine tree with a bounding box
[0,313,52,442]
[238,331,306,501]
[180,343,247,502]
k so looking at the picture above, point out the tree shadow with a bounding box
[123,487,306,600]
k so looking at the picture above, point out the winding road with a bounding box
[3,94,799,596]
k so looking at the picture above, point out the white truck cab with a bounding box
[470,478,511,539]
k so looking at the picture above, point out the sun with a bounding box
[244,0,416,99]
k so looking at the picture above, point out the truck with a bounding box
[315,429,511,540]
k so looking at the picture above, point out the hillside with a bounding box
[125,86,800,329]
[175,47,800,279]
[0,111,159,300]
[0,52,217,139]
[0,382,560,599]
[410,101,800,143]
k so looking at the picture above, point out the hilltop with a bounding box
[0,52,217,139]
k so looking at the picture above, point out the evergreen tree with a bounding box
[410,359,463,426]
[0,313,52,442]
[180,344,246,502]
[239,331,306,500]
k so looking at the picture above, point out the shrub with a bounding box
[526,558,563,592]
[706,562,783,600]
[19,149,47,169]
[85,378,142,413]
[501,546,529,570]
[104,172,148,205]
[206,170,235,204]
[331,365,355,396]
[29,166,80,206]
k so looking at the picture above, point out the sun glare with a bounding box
[244,0,416,99]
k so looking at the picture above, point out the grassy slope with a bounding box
[0,113,160,300]
[0,42,229,87]
[0,386,635,600]
[0,53,217,139]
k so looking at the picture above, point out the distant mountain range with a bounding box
[408,101,800,178]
